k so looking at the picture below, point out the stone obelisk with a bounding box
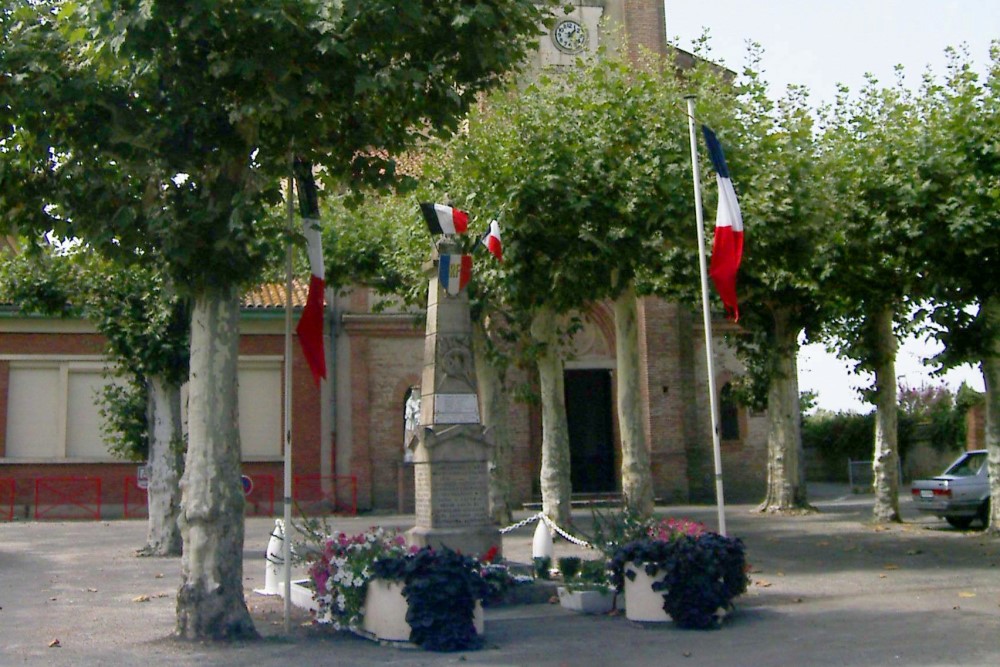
[406,236,499,557]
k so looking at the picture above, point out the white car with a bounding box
[911,450,990,529]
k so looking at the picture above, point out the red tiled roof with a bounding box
[242,279,312,309]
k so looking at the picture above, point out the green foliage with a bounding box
[803,383,979,479]
[609,533,749,630]
[557,556,581,580]
[1,0,551,296]
[917,45,1000,369]
[98,377,148,462]
[532,556,552,579]
[585,505,655,558]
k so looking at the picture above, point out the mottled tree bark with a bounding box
[473,323,513,526]
[982,296,999,535]
[175,287,257,640]
[531,306,573,528]
[871,306,901,523]
[613,285,654,516]
[758,307,810,512]
[140,376,184,556]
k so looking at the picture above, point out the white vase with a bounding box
[557,586,615,614]
[623,562,670,622]
[361,579,485,643]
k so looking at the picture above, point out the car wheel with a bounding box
[946,516,974,530]
[978,500,990,528]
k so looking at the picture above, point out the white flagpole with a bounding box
[282,171,295,632]
[685,95,727,537]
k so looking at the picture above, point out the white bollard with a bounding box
[532,519,553,560]
[254,518,285,596]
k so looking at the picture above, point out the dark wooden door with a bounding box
[564,369,615,493]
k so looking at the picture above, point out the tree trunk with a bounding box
[871,306,901,523]
[982,295,1000,535]
[758,307,810,512]
[613,284,654,516]
[141,375,184,556]
[473,322,513,526]
[531,306,573,527]
[175,286,257,640]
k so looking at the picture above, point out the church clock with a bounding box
[552,18,588,54]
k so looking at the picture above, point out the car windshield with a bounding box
[945,452,986,477]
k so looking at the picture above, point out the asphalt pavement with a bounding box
[2,485,999,666]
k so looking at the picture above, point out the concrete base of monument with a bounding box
[405,524,502,559]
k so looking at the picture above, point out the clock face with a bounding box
[552,19,587,54]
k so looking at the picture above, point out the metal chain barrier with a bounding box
[499,512,594,549]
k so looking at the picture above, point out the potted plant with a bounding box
[305,527,491,651]
[556,557,617,614]
[372,545,489,651]
[305,526,415,632]
[609,518,749,629]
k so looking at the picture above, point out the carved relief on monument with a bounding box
[436,334,477,392]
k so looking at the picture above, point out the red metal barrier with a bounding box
[0,478,14,521]
[292,474,358,516]
[244,473,276,516]
[123,476,149,519]
[34,477,102,520]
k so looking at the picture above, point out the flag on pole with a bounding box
[702,125,744,321]
[482,219,503,261]
[439,254,472,295]
[297,218,326,385]
[420,203,469,235]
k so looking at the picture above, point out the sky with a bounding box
[663,0,997,413]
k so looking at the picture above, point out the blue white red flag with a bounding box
[297,217,326,385]
[421,203,469,235]
[702,125,744,321]
[482,220,503,261]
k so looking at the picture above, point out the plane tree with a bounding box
[818,76,925,523]
[917,44,1000,533]
[1,0,548,639]
[700,55,838,513]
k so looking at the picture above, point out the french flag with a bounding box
[297,217,326,385]
[483,219,503,261]
[421,203,469,235]
[702,125,744,322]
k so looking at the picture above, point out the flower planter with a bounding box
[361,578,484,643]
[557,586,615,614]
[622,562,670,622]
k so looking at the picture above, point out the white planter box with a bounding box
[623,563,670,622]
[557,586,615,614]
[361,579,485,643]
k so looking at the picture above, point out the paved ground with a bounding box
[2,485,999,666]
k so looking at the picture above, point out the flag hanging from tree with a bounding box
[702,125,744,321]
[420,203,469,235]
[482,219,503,261]
[297,217,326,385]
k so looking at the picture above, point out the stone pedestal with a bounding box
[406,239,500,558]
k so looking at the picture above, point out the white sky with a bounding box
[664,0,996,412]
